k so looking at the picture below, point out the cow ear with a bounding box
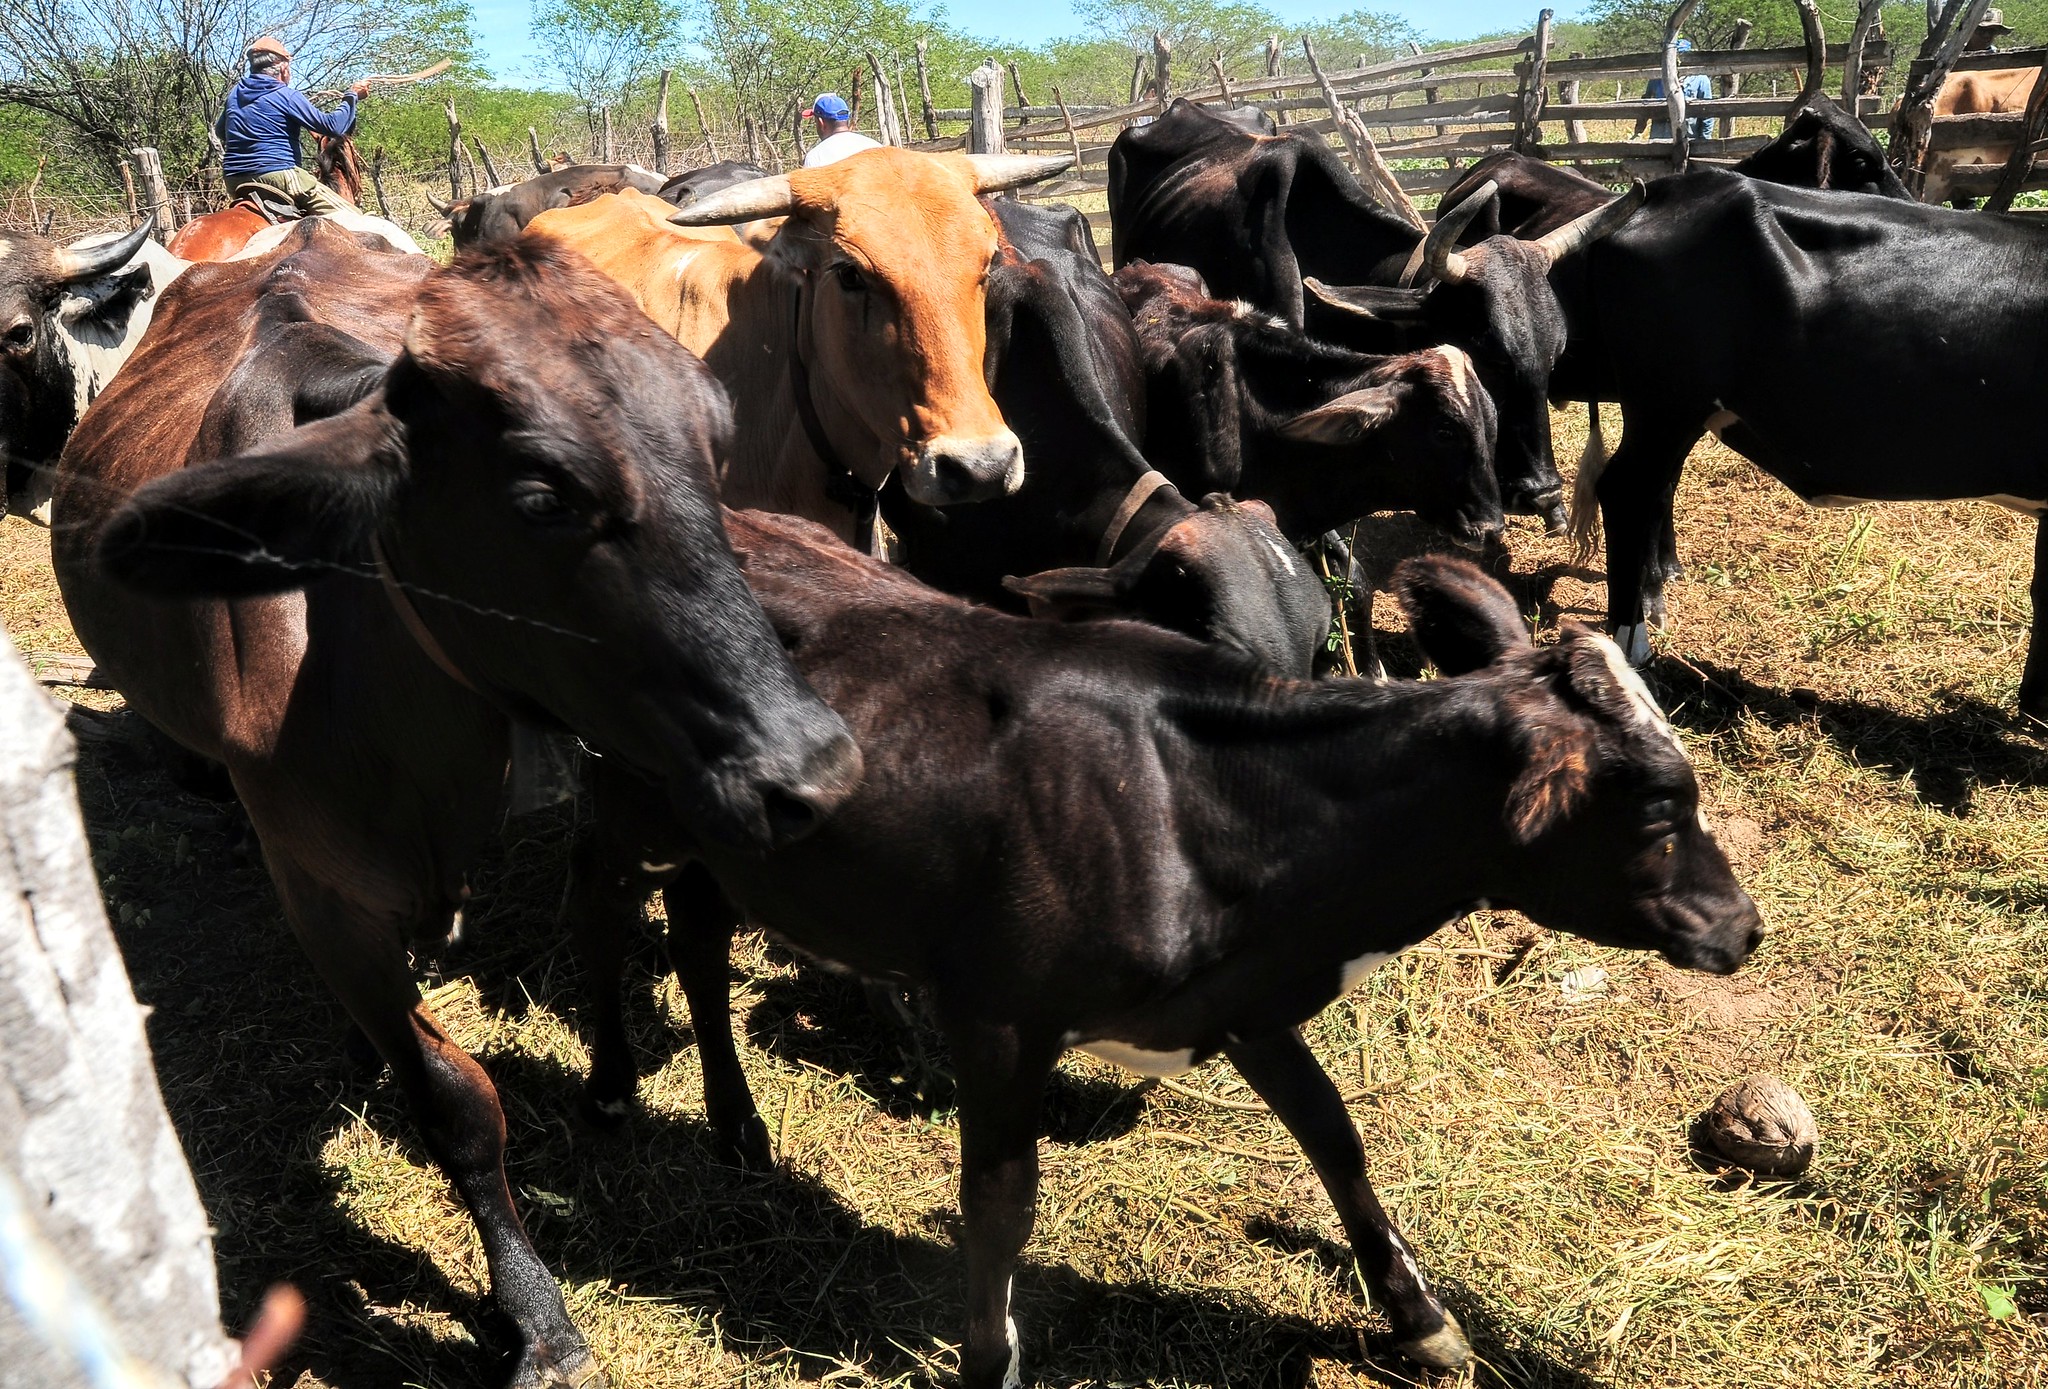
[1390,554,1529,673]
[58,263,154,333]
[1003,564,1132,620]
[1505,721,1595,843]
[97,394,402,598]
[1303,279,1431,321]
[1273,384,1403,444]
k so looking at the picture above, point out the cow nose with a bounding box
[905,431,1025,506]
[754,727,863,847]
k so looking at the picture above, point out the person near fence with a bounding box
[216,36,369,217]
[1633,37,1715,142]
[1965,8,2012,53]
[802,93,881,167]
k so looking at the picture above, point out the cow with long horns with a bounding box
[527,149,1074,542]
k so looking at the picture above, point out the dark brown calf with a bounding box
[58,226,859,1387]
[570,515,1763,1385]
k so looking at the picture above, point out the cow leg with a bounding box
[1225,1031,1469,1372]
[269,857,601,1388]
[662,861,773,1169]
[2022,515,2048,724]
[1647,468,1686,628]
[949,1022,1056,1389]
[566,822,658,1127]
[1597,414,1699,665]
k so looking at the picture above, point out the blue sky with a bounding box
[468,1,1577,85]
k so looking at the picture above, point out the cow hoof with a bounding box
[722,1112,775,1171]
[505,1341,607,1389]
[1645,592,1669,629]
[1615,622,1652,666]
[1395,1311,1471,1370]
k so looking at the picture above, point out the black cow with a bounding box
[658,159,772,208]
[1440,96,1910,247]
[1109,99,1634,530]
[568,523,1764,1385]
[880,199,1329,675]
[0,220,167,518]
[1114,259,1502,547]
[1544,171,2048,718]
[440,164,668,248]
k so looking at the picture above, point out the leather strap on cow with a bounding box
[1097,469,1179,567]
[370,536,480,694]
[787,275,881,556]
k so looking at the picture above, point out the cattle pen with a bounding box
[3,4,2048,1388]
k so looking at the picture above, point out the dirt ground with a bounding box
[3,406,2044,1388]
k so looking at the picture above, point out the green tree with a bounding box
[531,0,683,117]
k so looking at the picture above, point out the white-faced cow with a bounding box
[1,219,179,521]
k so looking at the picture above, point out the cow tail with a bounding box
[1569,401,1607,564]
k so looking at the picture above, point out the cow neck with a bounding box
[370,536,481,694]
[787,271,882,556]
[1097,469,1180,566]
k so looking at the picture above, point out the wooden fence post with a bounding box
[370,145,390,217]
[1303,37,1425,232]
[1562,53,1587,144]
[444,100,465,198]
[1153,31,1172,102]
[599,105,615,163]
[869,50,903,145]
[915,40,939,138]
[1892,0,1991,191]
[1052,84,1084,169]
[1009,61,1032,115]
[743,114,763,167]
[1516,9,1553,152]
[117,160,138,227]
[689,88,719,160]
[1212,53,1235,104]
[1790,0,1828,112]
[1843,0,1883,104]
[472,137,501,188]
[970,60,1006,154]
[1128,54,1148,105]
[1720,18,1754,97]
[528,127,547,175]
[652,68,673,170]
[1661,0,1703,172]
[1266,35,1281,77]
[128,147,173,240]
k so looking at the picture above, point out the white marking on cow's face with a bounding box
[1075,1039,1199,1077]
[1340,951,1392,993]
[1589,633,1682,751]
[1002,1276,1022,1389]
[1433,345,1475,406]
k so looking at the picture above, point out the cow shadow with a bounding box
[1640,655,2048,814]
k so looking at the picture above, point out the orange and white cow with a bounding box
[526,147,1068,538]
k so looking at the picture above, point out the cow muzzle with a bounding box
[699,721,865,852]
[902,430,1025,506]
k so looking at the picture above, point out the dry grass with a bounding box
[4,411,2046,1388]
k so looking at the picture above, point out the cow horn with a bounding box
[1531,179,1646,267]
[425,190,452,214]
[1421,180,1495,285]
[51,218,153,282]
[962,154,1073,193]
[669,174,795,225]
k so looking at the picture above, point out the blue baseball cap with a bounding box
[1675,37,1694,51]
[812,93,851,121]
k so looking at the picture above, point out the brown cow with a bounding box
[56,223,860,1387]
[525,149,1070,539]
[1936,65,2038,115]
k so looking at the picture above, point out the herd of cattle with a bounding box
[0,91,2034,1386]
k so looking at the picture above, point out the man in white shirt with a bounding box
[802,93,881,167]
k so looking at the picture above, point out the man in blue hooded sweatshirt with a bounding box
[216,36,370,217]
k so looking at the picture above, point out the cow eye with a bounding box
[1643,797,1678,829]
[831,262,866,294]
[2,319,32,352]
[510,480,572,523]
